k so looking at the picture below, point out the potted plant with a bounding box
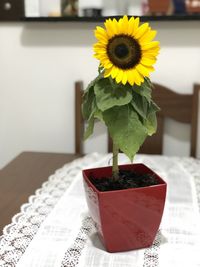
[82,15,167,253]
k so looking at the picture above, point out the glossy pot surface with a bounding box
[83,163,167,252]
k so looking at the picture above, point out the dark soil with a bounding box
[89,169,159,192]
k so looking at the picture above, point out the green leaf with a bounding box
[149,101,160,113]
[83,97,104,140]
[133,79,152,103]
[84,72,103,94]
[98,65,104,74]
[103,105,148,161]
[93,107,103,122]
[131,93,148,119]
[82,72,105,120]
[82,86,95,120]
[144,112,157,136]
[94,78,133,112]
[144,77,153,88]
[143,100,160,136]
[84,116,95,140]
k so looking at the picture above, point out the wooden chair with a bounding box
[75,81,200,158]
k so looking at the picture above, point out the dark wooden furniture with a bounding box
[1,0,200,22]
[22,15,200,22]
[0,152,80,234]
[0,0,24,21]
[75,81,200,157]
[140,83,200,157]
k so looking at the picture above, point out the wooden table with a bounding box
[0,152,80,235]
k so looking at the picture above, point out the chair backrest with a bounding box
[75,81,200,158]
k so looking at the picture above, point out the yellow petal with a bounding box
[136,64,150,77]
[127,17,135,35]
[104,18,118,37]
[111,67,120,79]
[93,53,105,60]
[104,19,114,38]
[142,51,159,59]
[97,56,110,63]
[141,41,160,51]
[135,70,144,85]
[122,72,128,85]
[143,50,159,60]
[127,70,135,86]
[100,57,110,63]
[139,29,157,43]
[117,16,128,35]
[121,15,129,34]
[94,32,108,44]
[135,23,149,39]
[112,18,119,34]
[93,48,107,54]
[143,51,159,60]
[127,69,144,86]
[132,17,140,36]
[142,65,155,72]
[95,26,108,39]
[93,44,106,51]
[93,53,104,60]
[103,61,113,69]
[93,43,106,49]
[118,18,124,34]
[115,69,124,84]
[104,67,113,78]
[140,57,156,66]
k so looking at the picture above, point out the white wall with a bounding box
[0,21,200,168]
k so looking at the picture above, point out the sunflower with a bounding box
[93,15,160,86]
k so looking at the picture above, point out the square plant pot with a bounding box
[83,163,167,252]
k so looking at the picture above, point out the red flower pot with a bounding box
[83,163,167,252]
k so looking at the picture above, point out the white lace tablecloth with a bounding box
[0,153,200,267]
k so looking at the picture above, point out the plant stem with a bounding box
[112,142,119,181]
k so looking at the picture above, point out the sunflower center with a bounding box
[107,35,142,70]
[115,44,129,58]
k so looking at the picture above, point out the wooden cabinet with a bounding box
[0,0,24,21]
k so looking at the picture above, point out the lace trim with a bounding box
[143,231,161,267]
[0,154,100,267]
[60,216,162,267]
[61,217,95,267]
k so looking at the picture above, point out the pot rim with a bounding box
[83,163,167,195]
